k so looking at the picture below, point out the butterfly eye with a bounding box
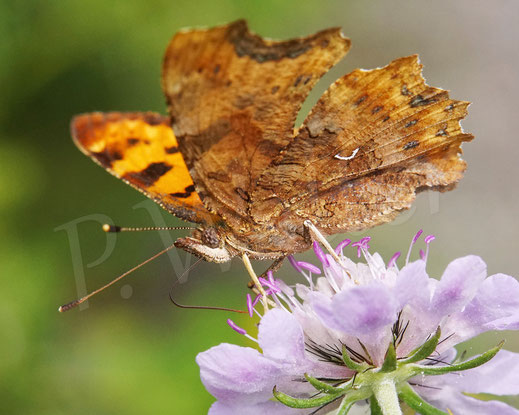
[201,228,221,249]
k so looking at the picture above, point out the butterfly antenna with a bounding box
[168,292,246,313]
[102,224,195,232]
[168,258,246,313]
[58,243,177,312]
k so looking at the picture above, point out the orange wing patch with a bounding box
[71,112,217,224]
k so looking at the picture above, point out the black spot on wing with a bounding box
[227,20,312,63]
[409,94,438,108]
[92,149,123,168]
[125,162,172,187]
[403,140,419,150]
[353,95,367,106]
[165,145,179,154]
[143,113,168,126]
[170,184,196,199]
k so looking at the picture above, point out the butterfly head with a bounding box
[174,227,237,263]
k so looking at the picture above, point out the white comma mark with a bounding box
[334,147,359,161]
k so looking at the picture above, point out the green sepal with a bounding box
[410,341,504,376]
[336,396,356,415]
[369,395,384,415]
[381,342,397,372]
[398,382,448,415]
[400,327,441,364]
[304,373,346,394]
[342,344,367,372]
[273,386,343,408]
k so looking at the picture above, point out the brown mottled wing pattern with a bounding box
[71,112,217,224]
[162,20,351,228]
[252,55,473,234]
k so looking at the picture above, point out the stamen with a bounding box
[420,249,426,260]
[405,229,423,264]
[267,270,276,286]
[252,294,262,308]
[259,277,281,293]
[313,241,329,266]
[246,294,254,318]
[288,255,302,272]
[265,288,290,312]
[424,235,435,244]
[323,257,341,293]
[351,236,371,258]
[297,261,322,275]
[387,251,401,268]
[423,234,435,261]
[334,238,351,255]
[227,319,258,343]
[227,319,246,335]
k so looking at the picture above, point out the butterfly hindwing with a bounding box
[71,112,217,225]
[252,55,473,232]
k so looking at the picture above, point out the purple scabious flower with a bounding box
[197,231,519,414]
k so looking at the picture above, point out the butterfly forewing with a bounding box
[162,20,351,223]
[71,112,217,225]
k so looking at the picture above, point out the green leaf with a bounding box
[304,373,346,394]
[400,327,441,364]
[381,342,397,372]
[410,341,504,376]
[342,344,367,372]
[273,386,342,408]
[370,395,384,415]
[398,383,448,415]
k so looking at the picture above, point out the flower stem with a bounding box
[370,396,384,415]
[372,380,402,415]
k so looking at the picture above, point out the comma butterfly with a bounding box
[70,20,472,304]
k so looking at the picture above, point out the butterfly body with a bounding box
[72,20,473,265]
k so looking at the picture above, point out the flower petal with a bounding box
[448,349,519,396]
[394,260,431,310]
[312,283,398,337]
[197,343,282,403]
[209,400,304,415]
[431,255,487,316]
[258,308,305,363]
[417,384,519,415]
[438,273,519,350]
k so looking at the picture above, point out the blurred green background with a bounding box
[2,1,518,413]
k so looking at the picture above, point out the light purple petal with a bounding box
[446,350,519,396]
[417,383,519,415]
[312,283,398,336]
[431,255,487,316]
[258,308,305,364]
[209,400,305,415]
[394,260,431,310]
[438,273,519,350]
[476,274,519,330]
[197,343,282,403]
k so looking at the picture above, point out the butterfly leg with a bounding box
[242,253,270,312]
[304,220,342,263]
